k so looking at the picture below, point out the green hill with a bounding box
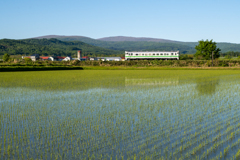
[0,38,123,57]
[2,36,239,57]
[176,42,240,53]
[34,35,240,54]
[34,36,195,54]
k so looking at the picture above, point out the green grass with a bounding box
[0,66,83,71]
[1,65,240,72]
[0,70,240,159]
[81,66,240,70]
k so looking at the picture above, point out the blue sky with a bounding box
[0,0,240,43]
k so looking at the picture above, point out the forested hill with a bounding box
[34,35,240,54]
[0,38,123,57]
[2,36,240,56]
[34,35,196,54]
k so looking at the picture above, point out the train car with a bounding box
[125,51,179,60]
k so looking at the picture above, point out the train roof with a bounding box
[125,51,179,52]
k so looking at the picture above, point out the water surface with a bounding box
[0,70,240,159]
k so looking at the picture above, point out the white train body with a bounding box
[125,51,179,60]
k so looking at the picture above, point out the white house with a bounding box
[106,57,122,61]
[63,56,72,61]
[95,57,122,61]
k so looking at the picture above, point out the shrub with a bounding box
[24,57,32,63]
[225,55,231,59]
[3,53,10,62]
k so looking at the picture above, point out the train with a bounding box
[125,51,179,60]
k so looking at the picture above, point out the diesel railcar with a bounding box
[125,51,179,60]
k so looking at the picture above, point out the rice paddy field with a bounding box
[0,70,240,160]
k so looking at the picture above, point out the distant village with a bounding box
[22,51,125,62]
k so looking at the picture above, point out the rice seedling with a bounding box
[0,70,240,159]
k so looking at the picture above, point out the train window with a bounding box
[171,53,173,55]
[157,54,159,55]
[153,54,155,55]
[160,53,163,55]
[164,53,166,55]
[149,54,152,56]
[175,53,177,55]
[131,53,133,55]
[145,54,148,56]
[136,54,138,56]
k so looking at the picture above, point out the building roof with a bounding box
[56,56,65,59]
[82,56,88,58]
[40,56,49,60]
[125,51,179,53]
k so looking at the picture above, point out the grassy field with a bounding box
[0,70,240,159]
[0,65,240,72]
[1,59,240,70]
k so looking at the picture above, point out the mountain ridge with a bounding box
[0,38,123,56]
[97,36,179,43]
[32,35,240,44]
[10,35,240,54]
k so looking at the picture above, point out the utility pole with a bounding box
[212,51,214,67]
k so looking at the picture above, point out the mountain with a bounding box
[0,38,123,56]
[34,35,93,41]
[33,35,196,54]
[29,35,240,54]
[97,36,178,43]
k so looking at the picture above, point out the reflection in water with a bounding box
[195,77,220,95]
[125,77,179,86]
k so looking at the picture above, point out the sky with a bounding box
[0,0,240,43]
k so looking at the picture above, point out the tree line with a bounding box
[1,38,239,61]
[0,38,124,57]
[182,40,240,60]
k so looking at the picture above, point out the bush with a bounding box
[71,60,80,66]
[24,57,32,63]
[225,55,231,59]
[180,54,194,60]
[3,53,10,62]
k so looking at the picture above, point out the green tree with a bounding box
[225,55,231,59]
[3,53,10,62]
[194,39,221,60]
[24,57,32,63]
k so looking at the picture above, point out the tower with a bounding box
[77,50,81,60]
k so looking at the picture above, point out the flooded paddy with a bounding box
[0,70,240,159]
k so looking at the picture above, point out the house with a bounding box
[90,57,98,61]
[63,56,72,61]
[82,56,89,60]
[48,56,65,61]
[30,54,40,61]
[96,57,106,61]
[121,57,125,61]
[95,57,122,61]
[22,54,40,61]
[106,57,122,61]
[40,56,50,60]
[56,56,65,61]
[49,56,55,61]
